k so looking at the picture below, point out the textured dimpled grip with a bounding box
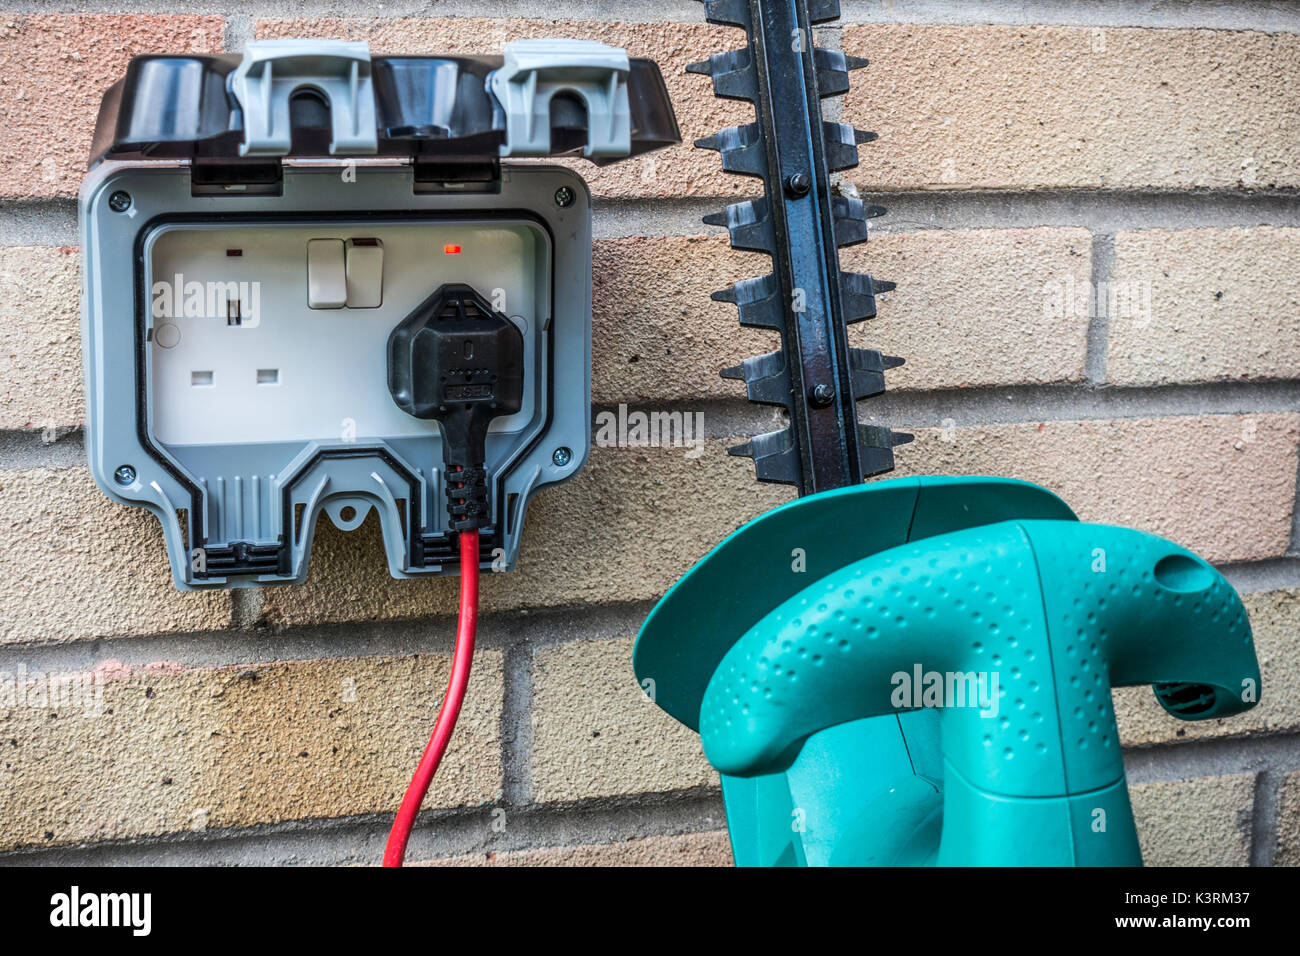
[697,519,1260,865]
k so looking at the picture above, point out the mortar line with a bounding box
[222,13,254,53]
[1289,449,1300,556]
[1084,232,1115,384]
[8,380,1300,470]
[6,190,1300,249]
[837,0,1300,31]
[499,642,535,806]
[0,600,656,674]
[2,549,1297,674]
[1249,769,1279,866]
[0,787,729,867]
[0,0,1296,32]
[3,728,1298,865]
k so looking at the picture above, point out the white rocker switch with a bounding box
[345,238,384,308]
[307,238,347,309]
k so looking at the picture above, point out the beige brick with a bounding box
[1117,589,1300,747]
[1130,774,1255,866]
[1109,228,1300,386]
[0,652,502,850]
[1276,770,1300,867]
[0,16,226,199]
[898,413,1298,564]
[257,17,750,200]
[259,443,789,629]
[593,228,1091,404]
[424,830,732,866]
[530,637,716,803]
[0,468,230,645]
[0,247,81,430]
[844,26,1300,191]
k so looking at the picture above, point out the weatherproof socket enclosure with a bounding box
[80,39,678,589]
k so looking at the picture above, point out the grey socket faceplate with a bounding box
[80,161,592,590]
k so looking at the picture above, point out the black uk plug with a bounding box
[387,283,525,531]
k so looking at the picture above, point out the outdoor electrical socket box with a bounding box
[80,39,679,589]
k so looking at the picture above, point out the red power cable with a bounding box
[383,528,480,867]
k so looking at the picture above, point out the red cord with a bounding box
[383,528,480,867]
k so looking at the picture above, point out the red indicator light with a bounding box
[444,244,462,254]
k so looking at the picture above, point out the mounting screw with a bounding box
[810,384,836,407]
[113,464,137,485]
[784,173,812,198]
[108,191,132,213]
[554,186,576,208]
[552,447,573,467]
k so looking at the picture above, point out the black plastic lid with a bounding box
[88,51,680,168]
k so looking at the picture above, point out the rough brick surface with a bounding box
[1116,589,1299,746]
[530,637,716,803]
[424,830,732,866]
[0,247,81,430]
[257,17,749,200]
[898,414,1298,564]
[593,228,1091,404]
[1276,771,1300,867]
[1130,774,1255,866]
[844,25,1300,191]
[0,652,502,851]
[1109,227,1300,386]
[0,468,230,645]
[0,15,225,199]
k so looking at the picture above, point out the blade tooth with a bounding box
[847,347,888,401]
[812,48,852,98]
[729,428,801,486]
[830,194,869,248]
[694,123,767,178]
[699,0,752,29]
[840,270,881,324]
[824,121,862,172]
[712,273,783,330]
[856,424,908,478]
[811,47,852,97]
[855,128,880,145]
[730,350,792,407]
[708,197,776,255]
[843,53,871,71]
[688,49,758,102]
[874,279,897,293]
[865,204,888,220]
[883,354,906,370]
[808,0,844,24]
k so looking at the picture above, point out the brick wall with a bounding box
[1,1,1298,866]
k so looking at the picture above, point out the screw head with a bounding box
[108,191,132,213]
[810,383,836,407]
[552,447,573,467]
[554,186,576,208]
[113,464,137,485]
[785,173,812,198]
